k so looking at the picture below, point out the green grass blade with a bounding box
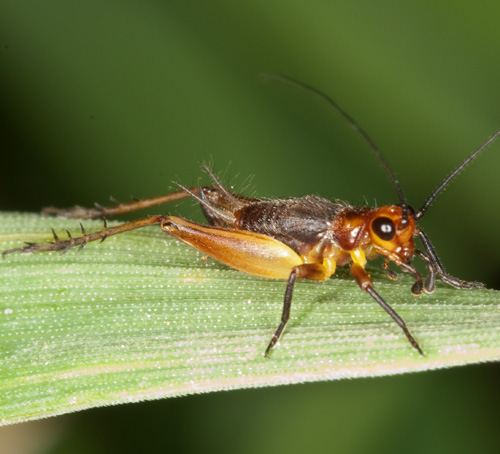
[1,212,499,426]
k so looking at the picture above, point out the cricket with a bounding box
[4,74,499,357]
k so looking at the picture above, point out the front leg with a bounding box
[418,229,484,289]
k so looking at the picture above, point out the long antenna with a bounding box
[415,130,500,220]
[260,73,409,223]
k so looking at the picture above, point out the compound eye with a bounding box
[372,217,396,241]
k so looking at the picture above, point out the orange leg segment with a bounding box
[161,216,305,279]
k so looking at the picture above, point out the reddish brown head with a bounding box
[368,205,416,265]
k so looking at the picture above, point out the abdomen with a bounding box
[234,196,343,254]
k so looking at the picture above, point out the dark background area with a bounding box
[1,1,500,453]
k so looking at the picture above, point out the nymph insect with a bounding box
[4,75,499,357]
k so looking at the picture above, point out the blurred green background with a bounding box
[1,1,500,453]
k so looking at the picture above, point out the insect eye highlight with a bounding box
[372,217,396,241]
